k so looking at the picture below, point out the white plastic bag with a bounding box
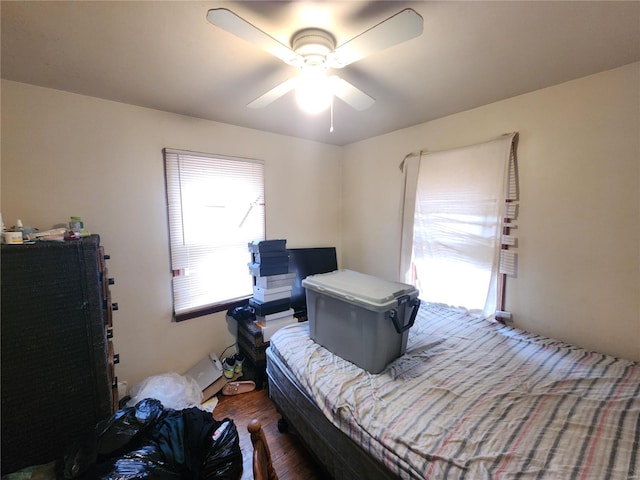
[126,372,203,410]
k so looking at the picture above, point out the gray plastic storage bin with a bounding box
[303,269,420,373]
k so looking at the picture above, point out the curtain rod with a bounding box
[398,132,518,172]
[399,150,426,172]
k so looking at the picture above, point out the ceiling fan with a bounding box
[206,7,423,115]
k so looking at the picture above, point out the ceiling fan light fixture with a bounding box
[295,69,332,114]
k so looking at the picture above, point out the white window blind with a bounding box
[400,133,518,317]
[499,142,519,274]
[497,142,519,314]
[164,148,265,320]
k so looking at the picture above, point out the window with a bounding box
[164,149,265,321]
[400,133,518,317]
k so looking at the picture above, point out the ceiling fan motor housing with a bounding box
[291,28,336,69]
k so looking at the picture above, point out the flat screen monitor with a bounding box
[288,247,338,317]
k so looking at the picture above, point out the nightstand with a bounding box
[235,317,268,390]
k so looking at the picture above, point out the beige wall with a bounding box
[341,62,640,361]
[2,62,638,390]
[1,80,343,386]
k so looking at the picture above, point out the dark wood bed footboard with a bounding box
[266,347,399,480]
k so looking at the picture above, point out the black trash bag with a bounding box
[62,429,99,479]
[148,408,188,476]
[83,444,181,480]
[62,399,243,480]
[63,398,166,479]
[96,398,166,459]
[151,409,243,480]
[200,418,243,480]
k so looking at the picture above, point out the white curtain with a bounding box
[399,133,517,317]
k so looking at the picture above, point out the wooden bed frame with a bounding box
[248,418,279,480]
[266,347,398,480]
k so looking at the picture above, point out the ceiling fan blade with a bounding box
[247,77,299,109]
[328,9,423,68]
[330,76,375,111]
[207,8,300,66]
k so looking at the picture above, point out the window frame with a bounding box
[163,148,265,321]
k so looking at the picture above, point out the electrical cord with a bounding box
[219,343,237,362]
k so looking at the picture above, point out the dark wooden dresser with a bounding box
[1,235,118,475]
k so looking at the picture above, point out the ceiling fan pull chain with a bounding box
[330,96,334,133]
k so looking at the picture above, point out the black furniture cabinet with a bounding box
[1,235,118,475]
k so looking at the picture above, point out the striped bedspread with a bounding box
[268,303,640,479]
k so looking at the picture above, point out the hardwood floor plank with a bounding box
[213,388,326,480]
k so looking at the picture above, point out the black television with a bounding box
[288,247,338,317]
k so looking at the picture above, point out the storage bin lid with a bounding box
[302,269,418,312]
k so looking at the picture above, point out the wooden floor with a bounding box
[213,387,328,480]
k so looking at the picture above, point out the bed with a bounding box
[266,302,640,480]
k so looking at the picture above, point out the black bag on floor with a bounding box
[62,399,242,480]
[200,419,243,480]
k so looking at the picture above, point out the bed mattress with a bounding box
[268,302,640,479]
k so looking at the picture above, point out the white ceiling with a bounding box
[2,1,639,146]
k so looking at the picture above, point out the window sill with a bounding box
[174,296,250,322]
